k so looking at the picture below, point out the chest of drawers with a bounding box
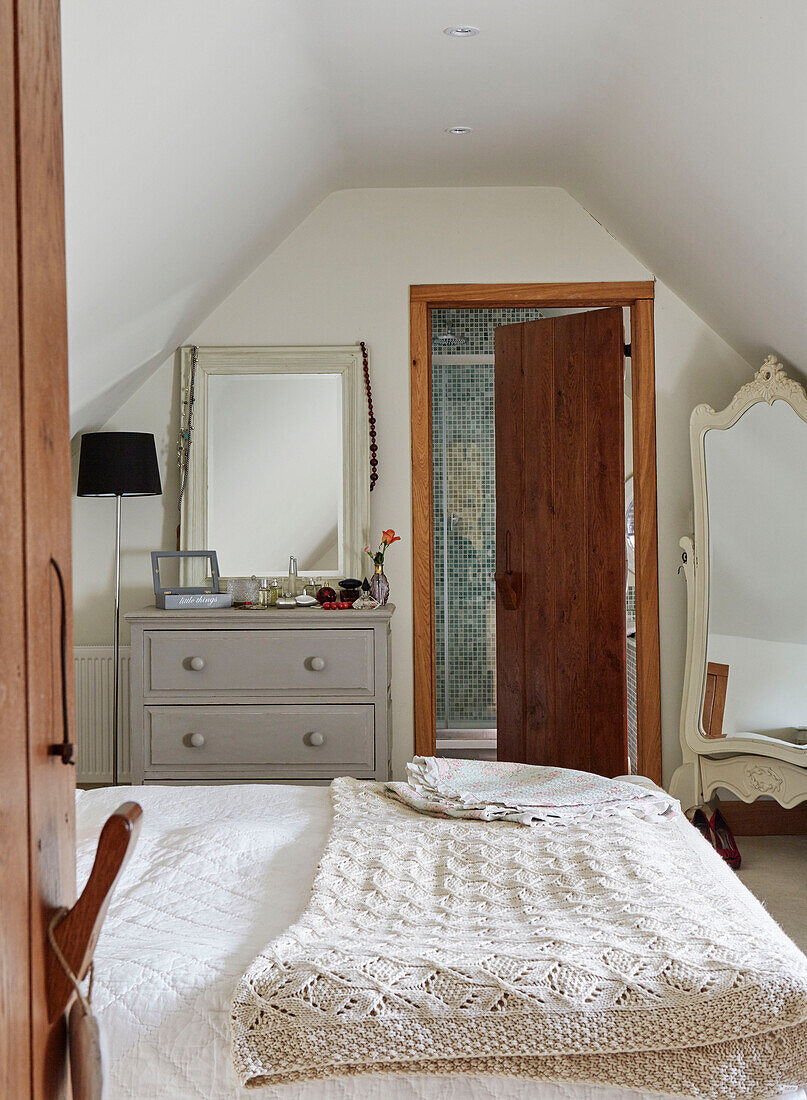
[125,605,393,783]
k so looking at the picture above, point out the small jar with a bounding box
[268,579,279,607]
[258,579,271,608]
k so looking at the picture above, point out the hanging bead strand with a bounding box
[361,340,378,492]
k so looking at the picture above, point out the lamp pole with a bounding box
[113,493,122,785]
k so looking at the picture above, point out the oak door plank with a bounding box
[522,320,557,766]
[16,0,76,1093]
[552,314,590,772]
[494,322,526,762]
[0,0,32,1093]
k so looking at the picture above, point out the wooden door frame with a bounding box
[410,281,662,785]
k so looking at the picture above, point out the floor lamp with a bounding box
[77,432,162,784]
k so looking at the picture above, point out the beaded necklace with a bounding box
[361,341,378,491]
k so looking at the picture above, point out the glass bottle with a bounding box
[268,578,279,607]
[369,562,390,606]
[258,578,271,608]
[288,555,298,597]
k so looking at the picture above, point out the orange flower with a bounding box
[382,529,401,546]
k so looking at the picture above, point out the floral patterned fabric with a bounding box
[385,757,678,826]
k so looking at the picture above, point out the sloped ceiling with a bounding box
[63,0,807,434]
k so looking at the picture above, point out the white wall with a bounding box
[72,186,752,782]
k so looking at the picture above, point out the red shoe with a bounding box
[709,808,741,870]
[688,807,714,845]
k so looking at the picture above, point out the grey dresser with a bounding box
[125,605,393,784]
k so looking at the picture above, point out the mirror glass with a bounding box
[704,398,807,744]
[207,373,343,576]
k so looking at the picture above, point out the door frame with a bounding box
[410,281,662,784]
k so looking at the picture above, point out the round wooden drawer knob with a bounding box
[189,732,205,748]
[310,656,326,671]
[307,732,325,747]
[189,656,206,671]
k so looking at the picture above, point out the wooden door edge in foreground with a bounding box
[1,0,77,1095]
[410,284,662,785]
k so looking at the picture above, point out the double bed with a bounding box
[77,779,807,1100]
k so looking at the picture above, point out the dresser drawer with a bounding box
[146,705,375,771]
[144,629,374,696]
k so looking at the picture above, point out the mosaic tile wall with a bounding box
[432,357,496,726]
[626,637,638,774]
[433,307,547,356]
[432,308,636,732]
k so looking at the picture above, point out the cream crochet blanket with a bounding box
[231,779,807,1097]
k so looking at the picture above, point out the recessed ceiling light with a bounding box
[443,25,480,38]
[446,126,474,135]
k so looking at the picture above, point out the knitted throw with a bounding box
[231,779,807,1097]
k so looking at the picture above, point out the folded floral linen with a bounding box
[385,756,678,826]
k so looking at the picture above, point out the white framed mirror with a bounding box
[672,358,807,812]
[179,346,370,581]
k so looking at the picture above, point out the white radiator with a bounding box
[73,646,132,784]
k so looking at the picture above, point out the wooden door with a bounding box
[1,0,76,1095]
[495,308,628,775]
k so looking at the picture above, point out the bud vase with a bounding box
[369,564,390,606]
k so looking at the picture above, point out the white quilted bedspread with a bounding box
[77,783,806,1100]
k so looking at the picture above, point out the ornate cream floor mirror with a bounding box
[671,357,807,812]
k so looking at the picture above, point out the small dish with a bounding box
[295,594,318,606]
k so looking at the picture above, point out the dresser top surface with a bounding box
[125,604,395,627]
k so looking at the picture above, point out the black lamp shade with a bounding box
[77,432,162,497]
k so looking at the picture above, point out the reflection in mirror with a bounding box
[207,374,342,576]
[705,398,807,745]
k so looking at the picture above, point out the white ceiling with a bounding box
[62,0,807,433]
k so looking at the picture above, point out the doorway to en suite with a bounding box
[410,283,662,784]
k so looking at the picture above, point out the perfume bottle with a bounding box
[258,578,271,608]
[288,555,299,597]
[268,578,279,607]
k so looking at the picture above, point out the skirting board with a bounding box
[712,797,807,835]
